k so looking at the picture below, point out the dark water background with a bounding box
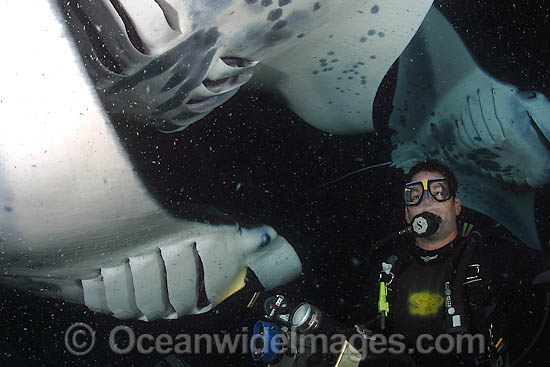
[1,0,549,366]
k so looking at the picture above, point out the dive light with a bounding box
[251,295,363,367]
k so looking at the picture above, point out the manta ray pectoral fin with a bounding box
[458,174,541,249]
[252,0,433,134]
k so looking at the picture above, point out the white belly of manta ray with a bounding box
[0,1,301,321]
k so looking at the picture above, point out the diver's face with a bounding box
[404,171,461,239]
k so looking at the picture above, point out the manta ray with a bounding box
[59,0,433,133]
[389,7,550,249]
[0,0,302,321]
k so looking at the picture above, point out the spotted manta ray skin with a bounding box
[59,0,434,133]
[389,8,550,249]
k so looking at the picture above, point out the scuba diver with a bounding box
[350,159,550,366]
[251,159,550,367]
[244,158,550,367]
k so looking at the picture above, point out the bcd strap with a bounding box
[455,229,510,365]
[444,239,476,334]
[444,223,482,334]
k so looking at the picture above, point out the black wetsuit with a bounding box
[391,241,464,343]
[354,229,550,367]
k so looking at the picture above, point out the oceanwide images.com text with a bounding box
[64,322,485,359]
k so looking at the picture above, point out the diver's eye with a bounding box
[409,191,422,202]
[259,233,271,248]
[430,184,443,196]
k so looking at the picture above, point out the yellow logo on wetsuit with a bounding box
[408,292,444,316]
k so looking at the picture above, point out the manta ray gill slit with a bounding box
[107,0,146,54]
[193,242,211,310]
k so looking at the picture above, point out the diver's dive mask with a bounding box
[404,177,452,206]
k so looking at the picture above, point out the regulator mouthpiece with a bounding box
[411,212,442,237]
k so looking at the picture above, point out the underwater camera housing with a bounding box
[250,295,362,367]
